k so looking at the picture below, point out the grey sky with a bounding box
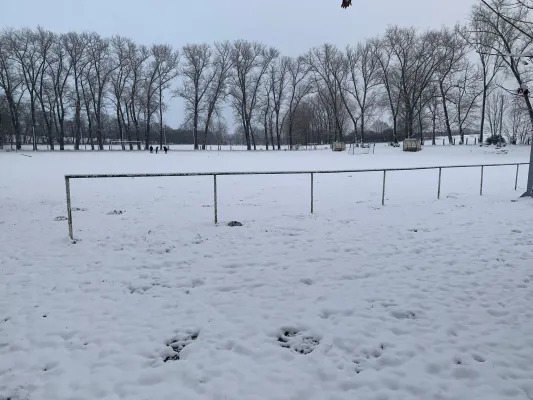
[1,0,479,129]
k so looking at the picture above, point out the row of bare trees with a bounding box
[0,28,180,151]
[1,0,533,151]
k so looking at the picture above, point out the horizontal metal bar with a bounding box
[65,162,530,180]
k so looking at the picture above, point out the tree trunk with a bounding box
[360,112,366,144]
[5,93,22,150]
[123,103,133,150]
[116,104,124,150]
[74,99,81,150]
[269,114,275,150]
[418,109,423,144]
[251,126,256,150]
[440,83,453,144]
[275,112,281,150]
[193,104,199,150]
[244,124,252,150]
[159,86,164,150]
[29,93,37,151]
[96,115,104,151]
[432,113,436,145]
[479,78,487,145]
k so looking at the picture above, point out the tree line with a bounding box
[1,0,533,151]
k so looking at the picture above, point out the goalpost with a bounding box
[108,141,143,150]
[348,143,375,155]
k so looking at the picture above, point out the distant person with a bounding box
[164,146,168,154]
[156,146,159,154]
[149,145,153,153]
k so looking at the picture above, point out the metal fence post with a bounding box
[480,166,484,196]
[382,170,387,206]
[213,175,218,224]
[438,167,442,199]
[65,177,73,240]
[514,164,520,190]
[310,173,314,214]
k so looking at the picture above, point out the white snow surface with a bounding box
[1,145,533,400]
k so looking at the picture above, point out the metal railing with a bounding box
[64,162,529,239]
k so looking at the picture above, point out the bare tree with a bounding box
[33,28,55,150]
[201,41,232,150]
[143,44,179,150]
[486,89,506,139]
[434,27,469,144]
[373,38,402,143]
[47,34,73,150]
[178,43,214,150]
[110,36,132,150]
[156,46,179,149]
[345,42,381,143]
[284,56,312,148]
[427,83,443,145]
[269,56,290,149]
[8,28,51,150]
[229,40,278,150]
[307,44,348,142]
[0,29,24,149]
[462,22,504,144]
[505,93,529,143]
[63,32,89,150]
[448,62,483,143]
[258,81,273,149]
[84,33,118,150]
[384,26,444,141]
[126,43,149,150]
[472,1,533,127]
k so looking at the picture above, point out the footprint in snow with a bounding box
[107,210,124,215]
[277,329,319,355]
[390,309,417,320]
[163,332,199,362]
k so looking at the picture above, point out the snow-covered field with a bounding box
[1,145,533,400]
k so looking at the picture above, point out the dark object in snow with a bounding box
[164,332,199,362]
[341,0,352,8]
[228,221,242,226]
[486,135,506,146]
[54,216,68,221]
[107,210,124,215]
[227,221,243,227]
[72,207,87,212]
[277,329,319,355]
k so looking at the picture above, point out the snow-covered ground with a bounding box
[1,145,532,400]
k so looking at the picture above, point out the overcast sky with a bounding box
[1,0,479,130]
